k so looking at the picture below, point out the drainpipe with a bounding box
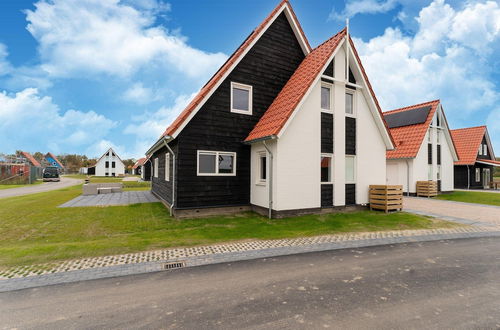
[163,138,176,217]
[405,160,410,196]
[263,140,273,219]
[466,165,470,190]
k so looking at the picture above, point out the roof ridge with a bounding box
[314,27,346,49]
[384,99,440,114]
[450,125,487,132]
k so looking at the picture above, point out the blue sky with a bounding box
[0,0,499,159]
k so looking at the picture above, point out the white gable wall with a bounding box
[94,149,125,177]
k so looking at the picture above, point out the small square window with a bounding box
[198,153,216,174]
[346,156,355,182]
[218,154,234,174]
[321,155,332,183]
[231,82,252,115]
[321,86,331,110]
[345,93,354,115]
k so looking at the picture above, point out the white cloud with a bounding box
[0,88,116,154]
[329,0,398,21]
[354,0,500,150]
[25,0,227,79]
[122,82,160,104]
[0,43,12,76]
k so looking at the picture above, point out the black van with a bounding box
[43,167,60,182]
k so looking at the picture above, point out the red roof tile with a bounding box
[133,157,146,169]
[384,100,440,159]
[245,33,395,144]
[162,0,310,139]
[450,126,487,165]
[20,151,41,167]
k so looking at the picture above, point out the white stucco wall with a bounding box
[94,150,125,176]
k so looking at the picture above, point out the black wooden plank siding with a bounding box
[345,184,356,205]
[163,12,305,209]
[428,143,432,164]
[345,117,356,155]
[454,164,493,189]
[321,113,334,153]
[151,141,177,205]
[321,184,333,207]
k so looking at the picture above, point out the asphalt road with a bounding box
[2,237,500,329]
[0,177,83,199]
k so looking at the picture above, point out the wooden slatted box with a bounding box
[369,185,403,213]
[416,181,438,197]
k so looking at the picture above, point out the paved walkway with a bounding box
[0,177,83,199]
[59,191,158,207]
[404,197,500,226]
[122,176,140,182]
[2,225,500,292]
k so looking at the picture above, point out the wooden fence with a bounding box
[369,185,403,213]
[416,181,438,197]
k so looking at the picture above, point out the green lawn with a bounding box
[0,180,43,190]
[0,185,459,268]
[436,191,500,206]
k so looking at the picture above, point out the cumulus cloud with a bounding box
[24,0,227,79]
[353,0,500,150]
[0,43,13,76]
[0,88,116,154]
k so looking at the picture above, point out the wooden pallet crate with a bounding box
[369,185,403,213]
[416,181,438,197]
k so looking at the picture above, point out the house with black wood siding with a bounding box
[146,0,395,218]
[451,126,500,189]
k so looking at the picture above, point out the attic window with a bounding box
[231,82,252,115]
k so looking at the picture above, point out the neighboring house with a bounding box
[146,0,394,218]
[132,158,146,175]
[451,126,500,189]
[20,151,41,167]
[45,152,64,171]
[384,100,458,194]
[141,156,152,182]
[90,148,125,177]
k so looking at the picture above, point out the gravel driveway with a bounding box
[0,177,83,199]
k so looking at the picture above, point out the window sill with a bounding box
[230,109,253,115]
[256,181,266,186]
[321,182,334,185]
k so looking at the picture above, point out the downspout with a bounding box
[405,160,410,196]
[162,138,176,217]
[466,165,470,190]
[263,140,273,219]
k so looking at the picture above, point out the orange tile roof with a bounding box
[450,126,487,165]
[245,34,395,144]
[133,157,146,169]
[162,0,310,138]
[20,151,41,167]
[384,100,440,159]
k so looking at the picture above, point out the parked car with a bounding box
[43,166,60,182]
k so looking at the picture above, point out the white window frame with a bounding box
[230,82,252,115]
[321,82,333,113]
[475,168,481,182]
[321,153,334,184]
[154,158,159,178]
[197,150,237,176]
[483,144,488,156]
[345,90,356,117]
[165,153,170,181]
[478,145,483,156]
[258,152,267,184]
[345,155,356,183]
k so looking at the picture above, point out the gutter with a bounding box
[243,135,277,145]
[262,138,275,219]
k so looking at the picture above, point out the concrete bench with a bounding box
[82,183,123,195]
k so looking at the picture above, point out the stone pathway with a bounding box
[59,191,158,207]
[2,225,500,292]
[404,197,500,226]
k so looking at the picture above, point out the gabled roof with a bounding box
[245,34,395,147]
[133,157,146,169]
[45,152,64,168]
[95,148,124,165]
[450,126,494,165]
[20,151,41,167]
[384,100,440,159]
[161,0,311,140]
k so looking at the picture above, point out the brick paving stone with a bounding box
[59,191,159,207]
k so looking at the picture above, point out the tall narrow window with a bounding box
[428,144,432,164]
[428,129,432,142]
[345,92,354,115]
[483,145,488,156]
[154,158,159,178]
[475,168,480,182]
[165,153,170,181]
[428,165,433,180]
[105,161,109,168]
[112,161,116,168]
[321,155,333,183]
[259,153,267,182]
[479,145,483,156]
[231,82,252,115]
[437,165,441,180]
[437,145,441,165]
[321,85,331,111]
[345,156,355,183]
[197,151,236,176]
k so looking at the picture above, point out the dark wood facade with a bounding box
[152,13,306,209]
[454,163,493,189]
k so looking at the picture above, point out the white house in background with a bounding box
[89,148,125,177]
[384,100,458,194]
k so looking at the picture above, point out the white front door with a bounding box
[483,168,491,189]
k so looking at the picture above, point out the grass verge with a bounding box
[436,190,500,207]
[0,185,458,268]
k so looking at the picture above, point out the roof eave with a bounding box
[243,135,278,145]
[146,135,173,155]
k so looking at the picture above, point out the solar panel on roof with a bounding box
[384,106,431,128]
